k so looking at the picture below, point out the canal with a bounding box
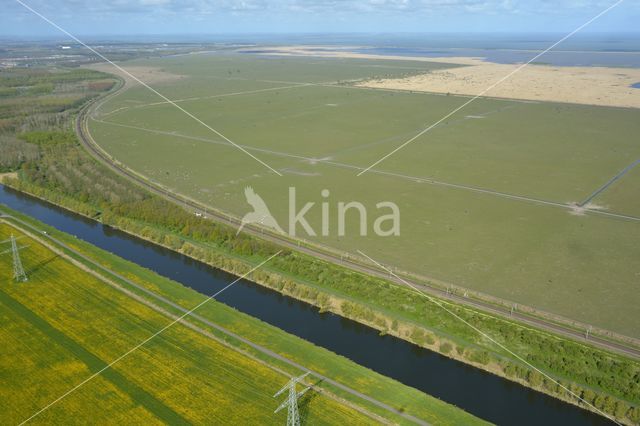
[0,185,613,425]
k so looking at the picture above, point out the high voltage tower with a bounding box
[0,235,28,282]
[274,372,311,426]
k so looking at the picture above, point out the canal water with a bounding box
[0,185,613,425]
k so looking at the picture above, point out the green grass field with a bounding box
[87,53,640,338]
[0,215,486,425]
[594,163,640,217]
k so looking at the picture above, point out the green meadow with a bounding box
[88,53,640,338]
[594,163,640,217]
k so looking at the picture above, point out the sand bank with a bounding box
[246,46,640,108]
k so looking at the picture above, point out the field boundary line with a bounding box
[91,116,640,223]
[318,104,517,158]
[90,116,316,162]
[13,0,283,176]
[357,0,626,175]
[100,82,313,117]
[321,159,640,222]
[2,215,425,426]
[579,158,640,207]
[356,249,621,425]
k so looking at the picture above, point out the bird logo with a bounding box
[237,186,284,235]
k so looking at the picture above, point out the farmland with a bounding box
[87,53,640,338]
[0,214,489,425]
[0,222,366,424]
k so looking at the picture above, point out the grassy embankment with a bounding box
[0,210,486,425]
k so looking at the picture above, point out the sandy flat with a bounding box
[358,61,640,108]
[246,46,640,108]
[0,172,17,183]
[241,45,463,63]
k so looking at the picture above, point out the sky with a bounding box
[1,0,639,37]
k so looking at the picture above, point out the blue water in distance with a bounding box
[353,47,640,67]
[238,33,640,67]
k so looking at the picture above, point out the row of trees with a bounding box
[0,134,39,172]
[0,67,112,135]
[0,68,110,88]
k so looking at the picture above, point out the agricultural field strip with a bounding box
[90,116,640,223]
[97,81,315,117]
[93,108,477,164]
[90,117,318,162]
[0,269,191,424]
[96,69,540,119]
[579,158,640,206]
[93,74,419,118]
[16,245,283,424]
[212,69,544,105]
[314,80,541,104]
[318,104,518,160]
[0,214,430,426]
[318,160,640,223]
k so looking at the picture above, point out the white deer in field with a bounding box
[237,186,284,235]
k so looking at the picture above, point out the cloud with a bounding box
[7,0,628,16]
[2,0,637,34]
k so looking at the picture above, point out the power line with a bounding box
[0,235,28,282]
[274,373,311,426]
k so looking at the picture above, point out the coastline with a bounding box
[243,45,640,108]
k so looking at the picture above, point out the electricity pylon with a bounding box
[274,372,311,426]
[0,235,28,282]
